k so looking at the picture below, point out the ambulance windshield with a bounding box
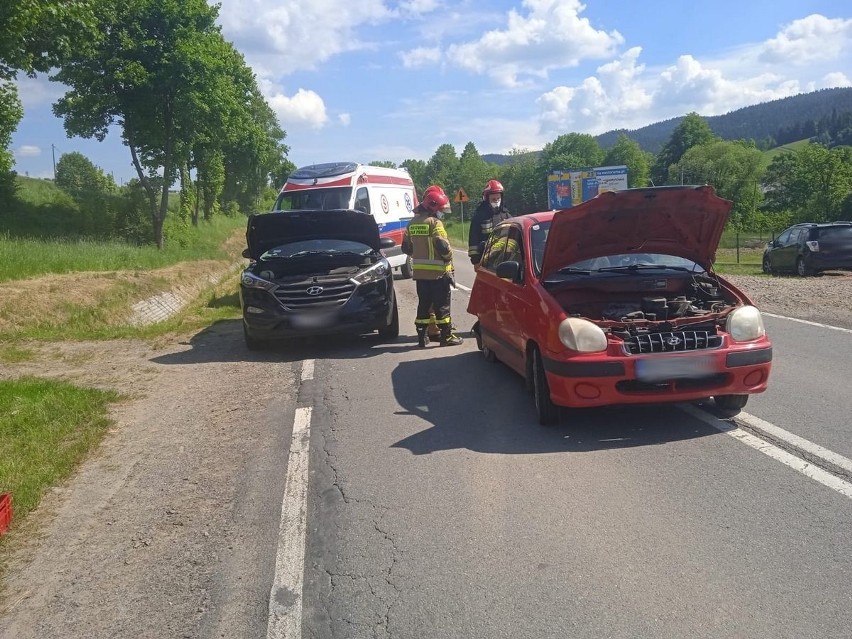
[273,187,353,211]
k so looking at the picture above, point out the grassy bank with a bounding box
[0,215,245,283]
[0,377,120,537]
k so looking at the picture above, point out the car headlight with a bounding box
[351,258,390,285]
[726,305,765,341]
[558,317,607,353]
[241,270,277,291]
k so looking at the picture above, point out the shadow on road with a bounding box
[390,350,723,456]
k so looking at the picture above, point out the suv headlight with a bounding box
[241,271,277,291]
[558,318,607,353]
[726,305,765,341]
[351,258,390,285]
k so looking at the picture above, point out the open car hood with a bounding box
[245,209,382,260]
[539,186,732,279]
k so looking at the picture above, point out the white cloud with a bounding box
[441,0,623,87]
[759,14,852,65]
[338,113,351,126]
[14,145,42,158]
[400,46,442,68]
[14,75,65,108]
[267,88,329,129]
[216,0,391,76]
[820,72,852,88]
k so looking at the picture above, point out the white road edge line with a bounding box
[736,411,852,474]
[681,404,852,500]
[267,404,312,639]
[454,283,471,292]
[763,312,852,334]
[300,359,314,382]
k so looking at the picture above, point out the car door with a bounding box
[491,226,530,376]
[772,227,795,272]
[469,225,510,359]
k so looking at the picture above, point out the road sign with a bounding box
[454,188,469,203]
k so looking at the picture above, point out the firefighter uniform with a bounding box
[402,204,462,347]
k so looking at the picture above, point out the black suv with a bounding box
[240,209,399,350]
[762,222,852,276]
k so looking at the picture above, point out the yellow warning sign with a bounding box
[454,188,469,203]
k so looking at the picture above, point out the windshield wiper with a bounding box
[598,264,696,273]
[555,266,592,275]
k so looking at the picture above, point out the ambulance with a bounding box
[272,162,418,278]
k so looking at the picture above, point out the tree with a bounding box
[539,133,605,174]
[501,149,548,215]
[0,80,22,205]
[651,112,718,185]
[674,140,764,228]
[603,134,652,188]
[52,0,251,248]
[400,159,428,195]
[369,161,397,168]
[424,144,460,195]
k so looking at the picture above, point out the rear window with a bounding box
[817,226,852,240]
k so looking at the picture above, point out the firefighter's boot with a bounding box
[416,326,428,348]
[439,325,463,347]
[426,312,440,343]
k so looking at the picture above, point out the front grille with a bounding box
[274,277,356,310]
[623,330,721,355]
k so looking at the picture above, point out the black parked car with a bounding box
[240,209,399,350]
[762,222,852,276]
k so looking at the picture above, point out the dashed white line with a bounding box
[268,360,315,639]
[682,404,852,500]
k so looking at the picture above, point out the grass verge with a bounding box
[0,377,120,537]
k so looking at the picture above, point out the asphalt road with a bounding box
[291,251,852,638]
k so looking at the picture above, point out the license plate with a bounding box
[290,313,334,329]
[635,355,715,382]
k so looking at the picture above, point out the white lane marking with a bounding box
[682,404,852,500]
[267,405,312,639]
[454,283,471,292]
[300,359,314,382]
[763,312,852,334]
[736,411,852,474]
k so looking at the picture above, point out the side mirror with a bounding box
[242,248,251,259]
[380,237,396,249]
[495,260,521,282]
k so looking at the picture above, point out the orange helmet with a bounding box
[422,190,450,213]
[482,179,504,198]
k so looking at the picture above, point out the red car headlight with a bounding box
[725,305,766,342]
[558,318,607,353]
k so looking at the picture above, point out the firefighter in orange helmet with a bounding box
[468,179,510,265]
[402,188,463,347]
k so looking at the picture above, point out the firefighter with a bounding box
[468,179,511,265]
[402,188,463,347]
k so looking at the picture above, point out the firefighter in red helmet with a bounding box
[402,187,463,347]
[468,179,511,265]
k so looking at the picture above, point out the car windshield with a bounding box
[273,187,352,211]
[565,253,704,273]
[260,238,373,260]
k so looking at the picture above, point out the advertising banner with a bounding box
[547,165,628,209]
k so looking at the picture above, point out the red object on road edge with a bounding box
[0,493,11,536]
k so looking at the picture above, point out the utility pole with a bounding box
[51,144,57,180]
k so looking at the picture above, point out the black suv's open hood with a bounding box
[245,209,382,260]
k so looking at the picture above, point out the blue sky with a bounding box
[10,0,852,184]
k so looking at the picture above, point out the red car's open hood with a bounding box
[539,186,732,279]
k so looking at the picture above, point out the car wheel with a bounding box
[243,323,265,351]
[399,256,413,279]
[378,300,399,339]
[531,346,559,426]
[473,324,498,363]
[714,394,748,415]
[762,255,773,275]
[796,257,811,277]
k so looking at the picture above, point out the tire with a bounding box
[714,394,748,415]
[531,346,559,426]
[243,323,264,351]
[378,300,399,339]
[762,255,773,275]
[473,323,498,363]
[399,256,413,279]
[796,257,811,277]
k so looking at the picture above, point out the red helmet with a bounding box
[482,179,504,198]
[422,190,450,213]
[423,184,446,200]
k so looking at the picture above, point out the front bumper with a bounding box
[241,281,394,340]
[543,340,773,408]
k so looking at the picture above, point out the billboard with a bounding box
[547,165,628,209]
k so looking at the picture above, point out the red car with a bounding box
[467,186,772,425]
